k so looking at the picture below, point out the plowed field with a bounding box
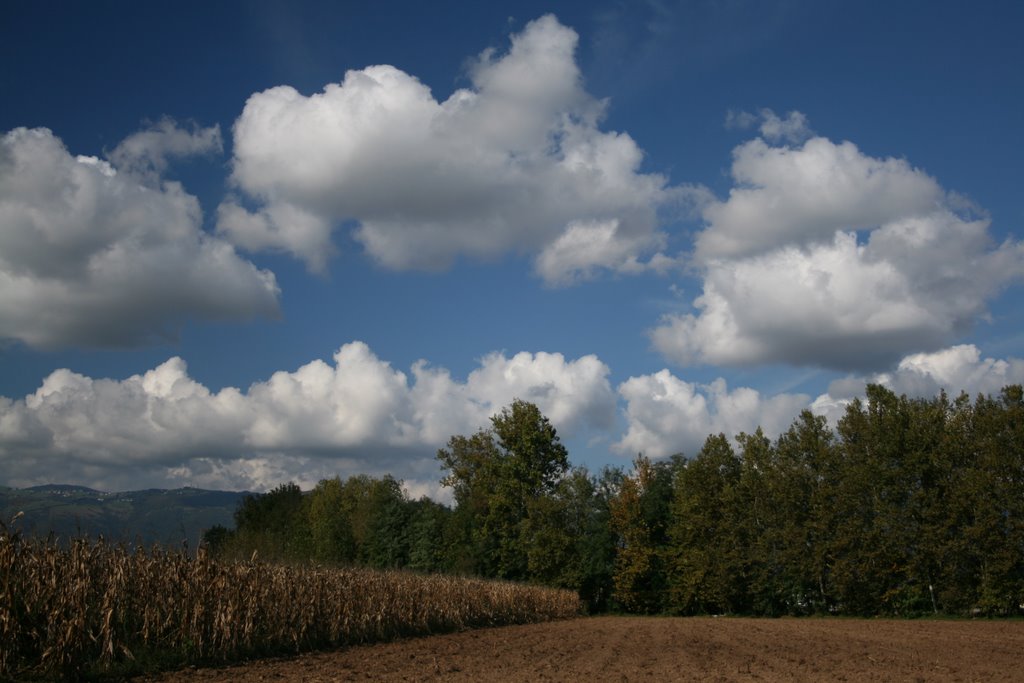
[140,616,1023,682]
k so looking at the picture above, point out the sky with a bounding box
[1,0,1022,498]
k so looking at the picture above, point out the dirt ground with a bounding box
[139,616,1024,682]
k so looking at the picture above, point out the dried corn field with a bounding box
[0,529,582,680]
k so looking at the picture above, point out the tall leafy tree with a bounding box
[666,434,744,614]
[359,476,412,568]
[437,429,502,574]
[491,399,570,498]
[521,472,585,589]
[830,385,945,615]
[928,391,981,612]
[736,427,786,615]
[438,399,569,581]
[577,466,625,612]
[307,477,356,563]
[830,387,899,615]
[898,390,955,614]
[229,482,311,561]
[773,411,840,614]
[609,455,675,613]
[405,497,455,573]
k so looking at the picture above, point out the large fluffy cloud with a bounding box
[0,342,615,492]
[0,125,280,349]
[654,115,1024,371]
[219,14,680,283]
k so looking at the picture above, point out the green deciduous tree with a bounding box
[438,399,569,581]
[229,482,311,561]
[405,497,455,573]
[609,455,675,613]
[773,411,840,614]
[307,477,356,563]
[577,466,624,612]
[666,435,744,614]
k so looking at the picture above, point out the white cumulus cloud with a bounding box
[220,14,680,284]
[615,371,810,458]
[0,127,280,349]
[814,344,1024,424]
[697,135,944,261]
[0,342,615,492]
[618,345,1024,460]
[535,219,677,285]
[653,115,1024,371]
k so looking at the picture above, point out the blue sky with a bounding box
[1,0,1022,496]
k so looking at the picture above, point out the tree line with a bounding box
[205,386,1024,616]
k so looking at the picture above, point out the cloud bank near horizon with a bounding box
[1,341,1019,493]
[0,342,615,493]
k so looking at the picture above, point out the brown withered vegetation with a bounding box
[0,527,581,680]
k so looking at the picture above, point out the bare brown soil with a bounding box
[139,616,1024,682]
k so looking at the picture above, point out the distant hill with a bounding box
[0,484,251,549]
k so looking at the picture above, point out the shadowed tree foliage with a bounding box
[405,496,456,573]
[609,455,676,613]
[307,477,355,563]
[737,427,791,616]
[769,412,838,614]
[666,435,744,615]
[960,386,1024,613]
[603,384,1024,616]
[576,465,624,612]
[229,482,311,561]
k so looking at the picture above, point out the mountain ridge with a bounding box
[1,484,251,549]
